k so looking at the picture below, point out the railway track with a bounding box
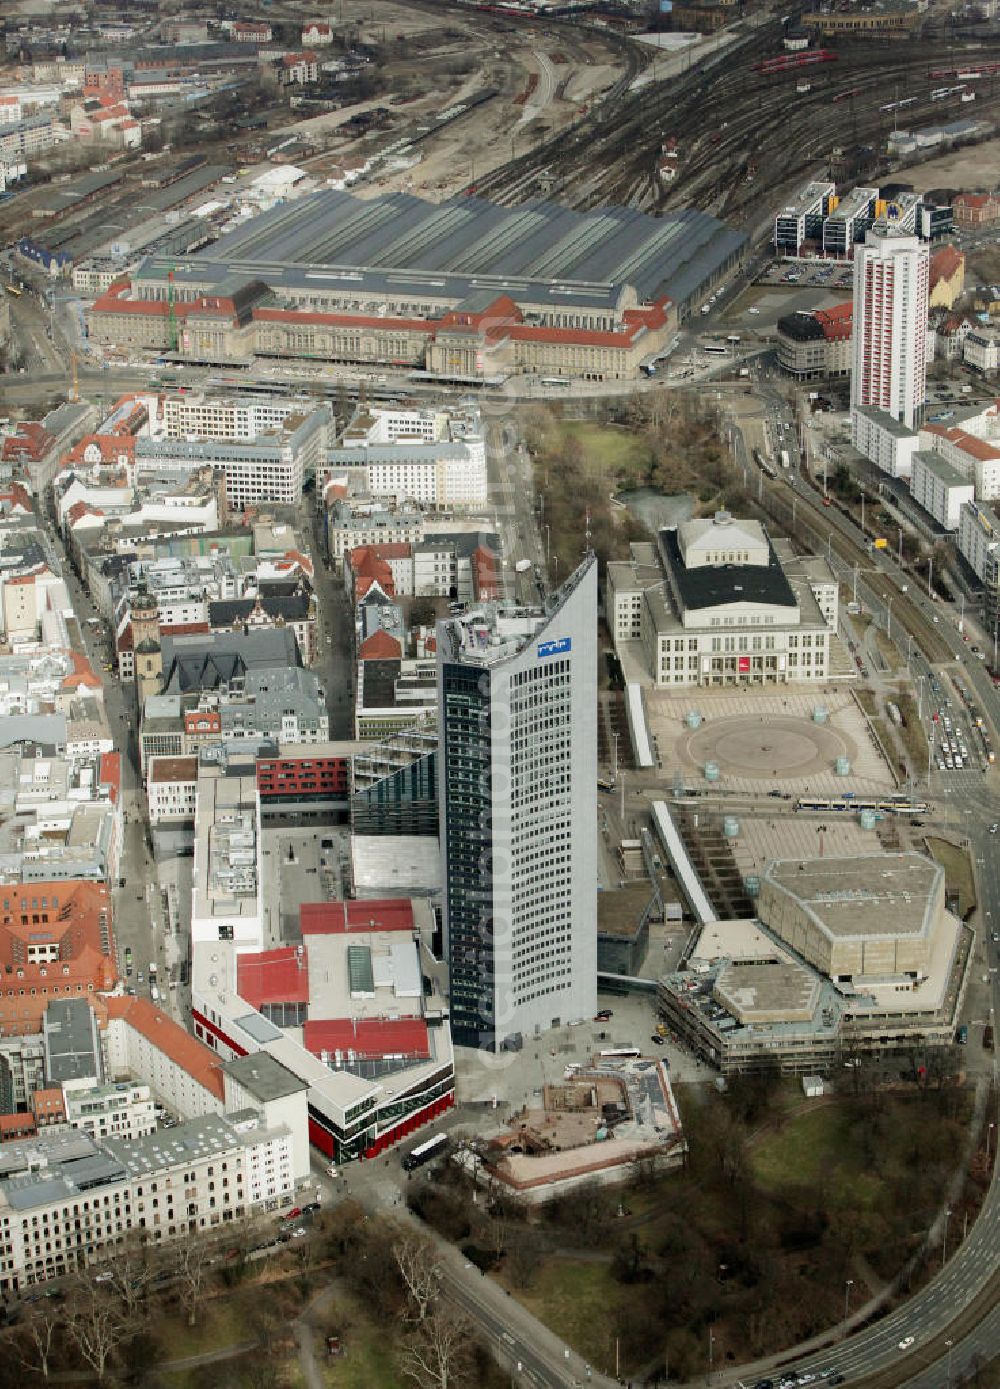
[474,28,1000,218]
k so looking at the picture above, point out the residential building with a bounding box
[0,1113,294,1292]
[909,451,975,529]
[0,883,116,1037]
[928,243,965,309]
[147,756,199,825]
[850,231,929,432]
[952,191,1000,227]
[851,405,920,479]
[103,995,225,1121]
[437,557,598,1050]
[964,328,1000,375]
[605,514,836,688]
[280,51,319,85]
[302,20,333,44]
[62,1081,155,1142]
[232,21,272,41]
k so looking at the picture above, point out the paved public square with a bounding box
[645,687,896,795]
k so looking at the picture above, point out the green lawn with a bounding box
[752,1107,876,1203]
[325,1327,404,1388]
[500,1259,628,1372]
[155,1300,247,1362]
[558,421,653,480]
[926,836,977,916]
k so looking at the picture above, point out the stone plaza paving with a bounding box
[645,687,896,796]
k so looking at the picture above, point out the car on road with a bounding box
[594,1009,613,1021]
[283,1207,302,1222]
[991,823,999,834]
[898,1336,915,1351]
[290,1227,308,1239]
[651,1034,665,1046]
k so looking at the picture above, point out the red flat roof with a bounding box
[300,898,415,934]
[302,1016,429,1060]
[237,947,311,1009]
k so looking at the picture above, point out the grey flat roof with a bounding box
[222,1052,306,1101]
[43,998,102,1085]
[106,1114,241,1175]
[140,190,747,310]
[661,527,797,612]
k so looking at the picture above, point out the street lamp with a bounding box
[988,1121,996,1162]
[844,1278,854,1321]
[708,1327,715,1380]
[943,1207,952,1266]
[946,1338,954,1389]
[886,594,894,642]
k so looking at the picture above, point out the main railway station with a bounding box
[87,188,746,381]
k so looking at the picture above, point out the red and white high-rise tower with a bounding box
[850,230,929,431]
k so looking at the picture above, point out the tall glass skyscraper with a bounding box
[436,557,597,1051]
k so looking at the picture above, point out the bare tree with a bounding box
[172,1233,218,1325]
[17,1303,60,1379]
[99,1233,154,1316]
[393,1231,443,1323]
[65,1282,131,1382]
[399,1305,474,1389]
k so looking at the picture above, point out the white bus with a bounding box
[401,1132,448,1171]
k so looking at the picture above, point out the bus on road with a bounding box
[401,1132,448,1171]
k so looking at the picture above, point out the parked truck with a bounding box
[515,559,532,574]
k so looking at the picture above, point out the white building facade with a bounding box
[851,231,929,431]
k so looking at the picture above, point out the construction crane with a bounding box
[166,269,178,354]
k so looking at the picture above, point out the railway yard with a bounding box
[473,20,1000,222]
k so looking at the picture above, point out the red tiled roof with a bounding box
[815,301,853,341]
[300,898,415,934]
[238,947,311,1009]
[302,1016,429,1061]
[924,424,1000,460]
[99,751,121,803]
[0,1113,37,1140]
[105,996,225,1100]
[62,649,102,691]
[359,628,402,660]
[0,483,32,513]
[931,244,965,286]
[473,544,499,598]
[67,500,104,526]
[64,433,137,467]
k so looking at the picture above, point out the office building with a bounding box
[437,557,598,1051]
[850,230,929,432]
